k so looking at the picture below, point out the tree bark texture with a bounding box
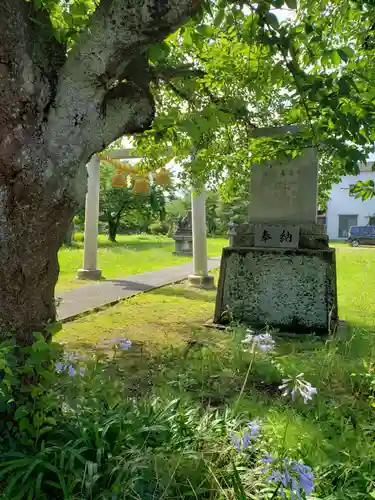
[0,0,201,344]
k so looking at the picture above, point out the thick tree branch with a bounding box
[98,80,156,148]
[151,65,205,81]
[0,0,65,111]
[45,0,201,174]
[0,0,65,180]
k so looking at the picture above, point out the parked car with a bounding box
[347,225,375,246]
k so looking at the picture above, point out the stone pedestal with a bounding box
[172,234,193,256]
[214,247,337,334]
[77,155,102,280]
[188,273,215,290]
[76,268,102,280]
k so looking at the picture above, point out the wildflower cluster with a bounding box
[242,330,276,353]
[55,352,87,377]
[279,373,318,404]
[104,338,133,350]
[262,455,315,499]
[230,420,261,452]
[230,422,315,498]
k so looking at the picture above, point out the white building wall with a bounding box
[326,168,375,240]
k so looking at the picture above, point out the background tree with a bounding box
[216,190,250,233]
[99,161,169,241]
[164,196,188,236]
[164,184,250,236]
[206,191,219,235]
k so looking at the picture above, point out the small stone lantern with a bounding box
[172,210,193,256]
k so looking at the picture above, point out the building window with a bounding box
[338,214,358,238]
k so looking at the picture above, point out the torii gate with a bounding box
[76,151,214,289]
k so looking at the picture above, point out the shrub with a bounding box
[0,339,235,500]
[149,222,169,235]
[0,362,315,500]
[73,232,84,243]
[0,332,316,500]
[1,328,375,499]
[72,214,84,232]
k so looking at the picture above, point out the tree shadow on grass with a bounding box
[151,286,216,303]
[66,327,284,407]
[272,318,375,356]
[97,239,177,252]
[106,279,153,291]
[62,309,375,413]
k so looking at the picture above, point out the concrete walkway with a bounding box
[57,257,221,322]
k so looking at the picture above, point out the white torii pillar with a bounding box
[188,187,215,289]
[77,154,102,280]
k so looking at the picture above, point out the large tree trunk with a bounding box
[0,183,76,344]
[0,0,201,345]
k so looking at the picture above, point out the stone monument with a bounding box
[172,210,193,256]
[214,127,338,334]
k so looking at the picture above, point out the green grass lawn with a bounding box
[335,243,375,324]
[55,243,375,498]
[59,243,375,347]
[57,234,228,291]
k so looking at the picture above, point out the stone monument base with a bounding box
[77,268,102,280]
[172,236,193,256]
[214,247,337,334]
[188,274,215,290]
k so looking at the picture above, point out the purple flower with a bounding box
[119,339,132,350]
[68,365,76,377]
[104,338,132,350]
[55,359,86,378]
[247,420,261,438]
[262,455,274,465]
[231,420,261,452]
[55,361,66,373]
[302,385,317,403]
[291,462,315,496]
[242,430,253,450]
[279,373,317,404]
[230,433,241,452]
[262,455,314,500]
[243,331,275,353]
